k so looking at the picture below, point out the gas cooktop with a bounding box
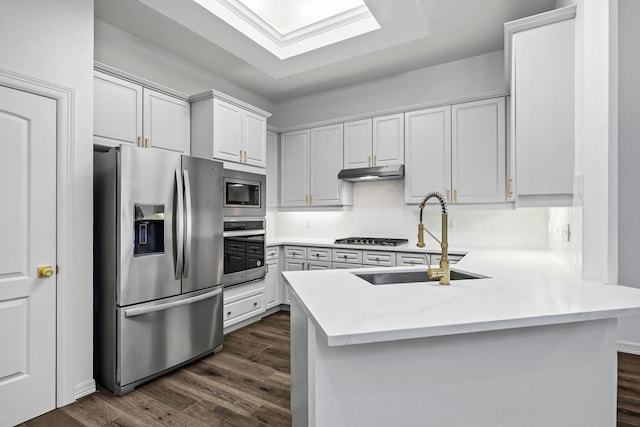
[334,237,409,246]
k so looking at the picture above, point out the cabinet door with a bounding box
[343,119,372,169]
[310,124,345,206]
[280,130,310,207]
[451,97,505,203]
[143,89,190,154]
[244,110,266,167]
[404,106,451,204]
[373,114,404,166]
[513,18,574,198]
[266,131,279,207]
[94,72,142,147]
[213,98,243,163]
[265,260,280,309]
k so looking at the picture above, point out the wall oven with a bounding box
[223,169,265,218]
[223,218,265,287]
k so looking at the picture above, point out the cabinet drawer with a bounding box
[396,252,430,266]
[332,262,362,269]
[362,250,396,267]
[431,253,465,265]
[332,248,362,264]
[308,247,331,261]
[266,246,280,260]
[307,260,331,270]
[284,245,307,259]
[223,290,264,327]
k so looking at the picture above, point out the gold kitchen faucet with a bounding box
[417,192,450,285]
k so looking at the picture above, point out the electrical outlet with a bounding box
[305,219,311,228]
[448,218,455,229]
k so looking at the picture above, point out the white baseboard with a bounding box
[73,379,96,400]
[617,340,640,355]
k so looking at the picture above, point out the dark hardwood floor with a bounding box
[20,312,291,427]
[17,312,640,426]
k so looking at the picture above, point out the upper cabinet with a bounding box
[343,114,404,169]
[191,93,271,169]
[93,71,190,154]
[281,125,352,207]
[405,97,506,205]
[505,6,576,206]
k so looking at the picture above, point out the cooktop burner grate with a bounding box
[334,237,409,246]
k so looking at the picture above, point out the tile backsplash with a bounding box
[269,180,549,251]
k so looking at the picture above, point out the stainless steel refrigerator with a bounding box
[93,145,224,395]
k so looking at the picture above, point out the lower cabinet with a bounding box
[265,246,281,310]
[222,281,265,332]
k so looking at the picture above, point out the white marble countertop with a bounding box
[282,248,640,346]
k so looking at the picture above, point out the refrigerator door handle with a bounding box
[123,287,222,318]
[174,169,185,279]
[183,169,192,279]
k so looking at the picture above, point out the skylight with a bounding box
[192,0,381,59]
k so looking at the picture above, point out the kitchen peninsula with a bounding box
[284,249,640,427]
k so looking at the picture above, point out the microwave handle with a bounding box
[183,169,192,279]
[174,169,184,279]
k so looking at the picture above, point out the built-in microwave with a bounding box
[223,169,266,218]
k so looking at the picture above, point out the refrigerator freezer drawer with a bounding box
[117,287,223,390]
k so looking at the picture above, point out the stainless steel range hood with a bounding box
[337,165,404,181]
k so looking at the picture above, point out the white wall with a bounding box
[615,0,640,349]
[271,51,505,130]
[0,0,94,404]
[94,19,275,114]
[270,180,549,250]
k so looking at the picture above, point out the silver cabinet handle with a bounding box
[183,169,192,279]
[174,169,185,279]
[124,288,222,318]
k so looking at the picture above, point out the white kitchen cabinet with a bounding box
[266,131,279,207]
[212,98,266,167]
[94,71,190,153]
[404,106,451,204]
[396,252,430,266]
[222,281,265,331]
[505,6,576,206]
[190,92,271,168]
[281,126,352,207]
[143,89,191,154]
[451,97,505,203]
[344,119,372,169]
[404,98,505,204]
[332,248,362,265]
[94,71,142,147]
[362,250,396,267]
[372,114,404,167]
[265,246,281,310]
[343,114,404,170]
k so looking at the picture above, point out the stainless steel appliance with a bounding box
[334,237,409,246]
[223,168,266,218]
[93,145,224,395]
[223,218,266,287]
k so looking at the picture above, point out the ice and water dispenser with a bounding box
[133,203,165,256]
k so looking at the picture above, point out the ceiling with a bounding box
[94,0,558,103]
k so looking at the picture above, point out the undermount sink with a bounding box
[354,269,488,285]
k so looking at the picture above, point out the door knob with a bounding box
[37,265,55,278]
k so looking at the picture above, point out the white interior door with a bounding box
[0,85,57,426]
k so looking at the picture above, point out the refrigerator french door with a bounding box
[94,145,224,395]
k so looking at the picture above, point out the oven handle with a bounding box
[223,229,266,237]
